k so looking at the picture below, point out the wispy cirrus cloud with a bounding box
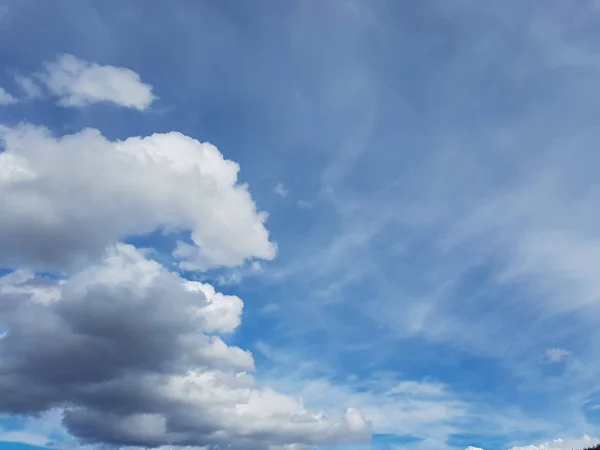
[2,1,600,449]
[250,1,600,446]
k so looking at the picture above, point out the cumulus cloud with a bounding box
[0,124,276,271]
[0,55,368,449]
[0,244,370,448]
[465,447,484,450]
[0,86,17,105]
[509,435,600,450]
[35,54,156,110]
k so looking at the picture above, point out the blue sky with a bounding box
[2,1,600,450]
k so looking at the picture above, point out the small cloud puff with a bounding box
[545,348,571,363]
[275,182,289,197]
[33,54,156,110]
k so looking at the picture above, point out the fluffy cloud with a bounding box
[34,54,156,110]
[0,244,370,448]
[0,124,276,271]
[0,55,368,449]
[0,86,17,105]
[509,435,600,450]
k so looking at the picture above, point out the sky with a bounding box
[1,1,600,450]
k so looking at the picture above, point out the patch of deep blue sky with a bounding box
[2,0,600,449]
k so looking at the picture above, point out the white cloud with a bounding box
[0,429,48,447]
[36,54,156,110]
[509,435,600,450]
[261,367,467,441]
[14,75,43,99]
[210,260,263,286]
[0,86,17,105]
[0,244,370,448]
[0,95,364,446]
[0,124,276,271]
[275,182,289,197]
[183,281,243,333]
[390,380,447,397]
[0,409,68,447]
[259,7,600,391]
[0,269,61,306]
[297,379,464,437]
[465,435,600,450]
[545,348,571,363]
